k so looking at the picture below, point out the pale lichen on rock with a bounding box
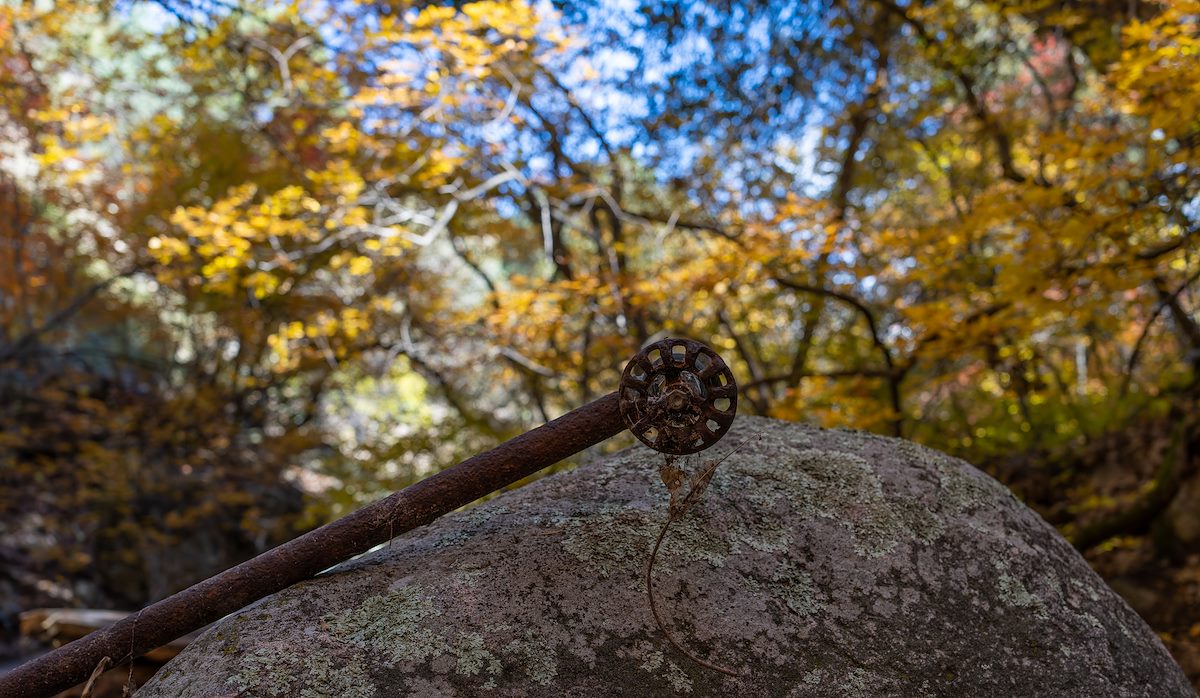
[448,632,501,679]
[139,417,1194,697]
[324,585,445,666]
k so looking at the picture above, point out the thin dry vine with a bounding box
[79,656,111,698]
[645,437,753,679]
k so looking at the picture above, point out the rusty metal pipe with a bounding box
[0,392,625,698]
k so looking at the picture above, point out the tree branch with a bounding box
[1072,420,1193,552]
[0,265,144,364]
[773,277,905,435]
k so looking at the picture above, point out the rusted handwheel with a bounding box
[619,337,738,455]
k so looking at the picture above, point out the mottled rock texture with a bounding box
[140,417,1194,697]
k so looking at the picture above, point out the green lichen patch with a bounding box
[558,506,658,578]
[451,632,502,678]
[723,447,947,558]
[663,516,733,568]
[625,641,695,694]
[937,460,1009,515]
[432,529,470,548]
[228,646,376,698]
[503,633,559,686]
[842,667,873,698]
[229,647,298,697]
[729,520,793,554]
[993,561,1050,621]
[323,585,448,666]
[769,561,826,617]
[455,503,511,530]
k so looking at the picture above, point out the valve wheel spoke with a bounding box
[619,337,738,455]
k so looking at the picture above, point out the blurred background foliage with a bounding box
[1,0,1199,685]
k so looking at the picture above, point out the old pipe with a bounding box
[1,337,737,697]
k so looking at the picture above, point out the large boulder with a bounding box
[139,417,1194,697]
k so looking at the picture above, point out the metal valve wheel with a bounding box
[618,337,738,455]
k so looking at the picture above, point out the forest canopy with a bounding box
[2,0,1199,677]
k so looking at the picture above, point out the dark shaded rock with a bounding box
[139,417,1194,697]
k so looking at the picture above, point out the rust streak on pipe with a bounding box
[0,392,625,698]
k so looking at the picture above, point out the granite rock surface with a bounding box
[139,417,1195,697]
